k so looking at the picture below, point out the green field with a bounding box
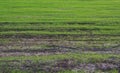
[0,0,120,73]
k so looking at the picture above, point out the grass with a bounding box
[0,53,119,63]
[0,0,120,22]
[0,23,120,36]
[0,0,120,73]
[0,0,120,37]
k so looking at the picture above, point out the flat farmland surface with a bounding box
[0,0,120,73]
